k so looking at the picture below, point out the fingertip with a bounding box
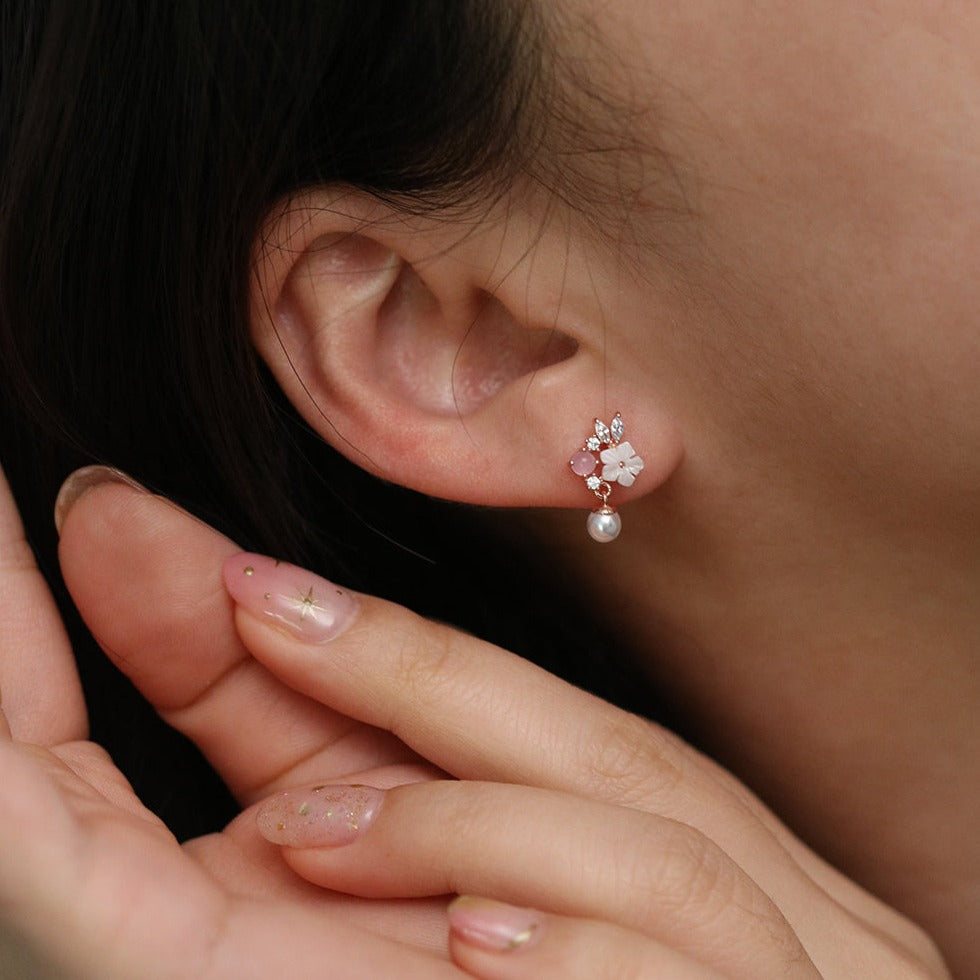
[254,783,384,847]
[448,896,543,953]
[223,551,359,644]
[448,901,722,980]
[53,465,148,535]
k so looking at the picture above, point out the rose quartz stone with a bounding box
[570,451,597,476]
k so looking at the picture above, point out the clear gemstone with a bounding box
[610,414,624,442]
[586,436,601,451]
[586,475,601,490]
[594,420,611,443]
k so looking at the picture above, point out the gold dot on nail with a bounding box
[263,592,271,600]
[243,566,254,576]
[297,802,310,816]
[336,589,344,596]
[509,925,537,948]
[276,821,285,832]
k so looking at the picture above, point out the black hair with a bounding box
[0,0,550,552]
[0,0,665,838]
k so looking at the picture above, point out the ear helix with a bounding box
[569,413,644,542]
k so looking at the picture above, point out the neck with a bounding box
[523,482,979,976]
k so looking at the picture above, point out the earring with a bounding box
[569,413,644,542]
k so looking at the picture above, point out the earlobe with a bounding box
[250,189,684,511]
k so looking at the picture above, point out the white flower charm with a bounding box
[600,441,644,487]
[568,412,640,542]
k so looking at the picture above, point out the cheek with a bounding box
[648,5,980,503]
[577,0,980,510]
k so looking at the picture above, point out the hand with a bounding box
[0,465,465,978]
[41,466,951,977]
[216,549,951,979]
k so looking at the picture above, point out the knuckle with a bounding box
[633,819,734,914]
[626,819,807,969]
[580,711,685,806]
[385,612,480,721]
[432,784,497,891]
[392,614,456,692]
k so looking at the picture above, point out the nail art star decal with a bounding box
[284,585,328,623]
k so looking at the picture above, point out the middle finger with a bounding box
[254,778,821,980]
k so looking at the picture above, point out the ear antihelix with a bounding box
[294,233,401,322]
[265,230,402,405]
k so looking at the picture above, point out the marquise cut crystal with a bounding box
[594,420,611,443]
[610,414,624,442]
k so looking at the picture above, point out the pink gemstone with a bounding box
[570,451,597,476]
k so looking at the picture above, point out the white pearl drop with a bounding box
[586,507,621,543]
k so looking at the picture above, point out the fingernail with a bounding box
[255,784,384,847]
[448,897,543,952]
[223,552,358,643]
[54,465,147,534]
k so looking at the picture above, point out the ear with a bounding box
[250,188,683,508]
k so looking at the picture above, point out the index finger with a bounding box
[0,463,85,744]
[222,552,715,804]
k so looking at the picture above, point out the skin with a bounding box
[252,3,979,966]
[243,3,978,972]
[0,1,976,975]
[529,2,980,972]
[0,469,948,978]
